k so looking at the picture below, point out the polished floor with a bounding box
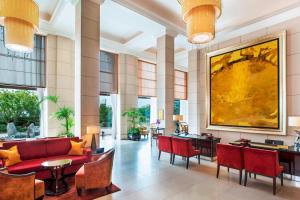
[97,136,300,200]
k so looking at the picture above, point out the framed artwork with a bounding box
[206,31,286,135]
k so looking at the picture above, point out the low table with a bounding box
[42,159,72,196]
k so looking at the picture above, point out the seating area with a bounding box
[1,0,300,199]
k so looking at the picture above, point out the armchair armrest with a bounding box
[83,148,92,162]
[0,167,8,174]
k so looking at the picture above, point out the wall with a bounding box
[45,35,75,137]
[196,16,300,146]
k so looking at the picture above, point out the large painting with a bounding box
[206,31,286,135]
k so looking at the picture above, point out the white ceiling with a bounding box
[37,0,300,68]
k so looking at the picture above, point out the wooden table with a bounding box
[230,140,300,176]
[173,133,221,161]
[42,159,72,196]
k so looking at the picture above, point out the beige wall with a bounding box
[45,35,75,137]
[194,16,300,145]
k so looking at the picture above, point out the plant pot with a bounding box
[128,134,141,141]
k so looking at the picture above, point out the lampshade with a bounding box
[158,109,164,120]
[86,126,100,134]
[179,0,221,44]
[288,116,300,127]
[0,0,39,52]
[173,115,183,121]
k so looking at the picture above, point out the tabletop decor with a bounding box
[206,31,286,135]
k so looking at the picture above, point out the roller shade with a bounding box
[138,60,156,97]
[174,70,187,100]
[100,51,118,94]
[0,26,46,89]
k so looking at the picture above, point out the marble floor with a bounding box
[97,136,300,200]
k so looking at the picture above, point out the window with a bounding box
[174,70,187,100]
[173,99,180,115]
[138,61,156,97]
[99,95,113,128]
[100,51,118,94]
[0,26,46,89]
[138,97,151,127]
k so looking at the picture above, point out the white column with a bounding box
[150,97,157,124]
[188,49,201,134]
[156,34,175,135]
[117,54,138,139]
[75,0,100,142]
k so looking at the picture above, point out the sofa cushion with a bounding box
[8,158,46,174]
[0,146,22,167]
[3,139,47,160]
[45,138,72,157]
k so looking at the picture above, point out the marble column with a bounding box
[156,34,175,135]
[117,54,138,139]
[74,0,100,143]
[188,49,202,134]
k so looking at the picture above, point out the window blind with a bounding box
[100,51,118,94]
[138,61,156,97]
[174,70,187,100]
[0,26,46,89]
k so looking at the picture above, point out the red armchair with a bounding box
[171,137,201,169]
[216,144,244,185]
[243,147,284,195]
[158,136,173,164]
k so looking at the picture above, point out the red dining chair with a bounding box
[216,143,244,185]
[243,147,284,195]
[171,137,201,169]
[158,136,173,164]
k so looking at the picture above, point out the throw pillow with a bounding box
[0,146,22,167]
[69,140,86,156]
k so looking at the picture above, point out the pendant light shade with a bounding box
[179,0,221,44]
[0,0,39,52]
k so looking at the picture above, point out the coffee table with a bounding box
[42,159,72,196]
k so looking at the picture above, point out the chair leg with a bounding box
[76,187,82,196]
[244,171,248,186]
[158,150,161,160]
[227,167,230,172]
[249,173,252,178]
[36,196,44,200]
[170,154,173,164]
[216,164,220,178]
[198,155,200,164]
[273,177,276,195]
[254,174,256,179]
[172,154,176,165]
[281,172,284,186]
[106,184,112,193]
[186,157,189,169]
[239,170,242,185]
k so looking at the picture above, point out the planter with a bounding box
[128,134,141,141]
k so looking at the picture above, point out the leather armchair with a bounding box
[75,148,115,196]
[216,144,244,185]
[0,169,44,200]
[243,147,284,195]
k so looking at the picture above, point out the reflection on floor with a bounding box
[98,136,300,200]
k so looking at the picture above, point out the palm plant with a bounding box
[122,107,145,139]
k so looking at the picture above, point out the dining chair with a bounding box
[158,136,173,164]
[243,147,284,195]
[216,143,244,185]
[171,137,201,169]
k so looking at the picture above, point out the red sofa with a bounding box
[0,137,92,180]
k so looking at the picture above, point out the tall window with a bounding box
[99,95,113,128]
[174,70,187,100]
[138,97,151,127]
[100,51,118,94]
[138,60,156,97]
[0,26,46,139]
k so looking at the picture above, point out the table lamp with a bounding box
[86,126,100,152]
[288,116,300,148]
[173,115,183,133]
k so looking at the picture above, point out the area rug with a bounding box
[44,177,120,200]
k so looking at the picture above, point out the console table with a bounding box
[172,133,221,161]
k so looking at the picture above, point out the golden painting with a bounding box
[207,32,287,135]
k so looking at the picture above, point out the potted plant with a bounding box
[122,108,145,141]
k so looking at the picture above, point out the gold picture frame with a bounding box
[206,31,287,135]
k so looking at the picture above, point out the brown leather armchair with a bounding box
[75,148,115,196]
[0,168,45,200]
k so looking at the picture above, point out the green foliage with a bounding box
[99,103,112,128]
[122,108,145,129]
[138,105,150,125]
[174,99,180,115]
[0,90,40,132]
[43,95,75,137]
[127,127,140,136]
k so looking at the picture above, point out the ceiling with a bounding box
[36,0,300,68]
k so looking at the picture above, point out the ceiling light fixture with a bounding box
[178,0,221,44]
[0,0,39,53]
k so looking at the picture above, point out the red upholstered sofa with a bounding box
[0,137,92,180]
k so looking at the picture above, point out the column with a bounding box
[75,0,100,143]
[117,54,138,139]
[188,49,201,134]
[156,34,175,134]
